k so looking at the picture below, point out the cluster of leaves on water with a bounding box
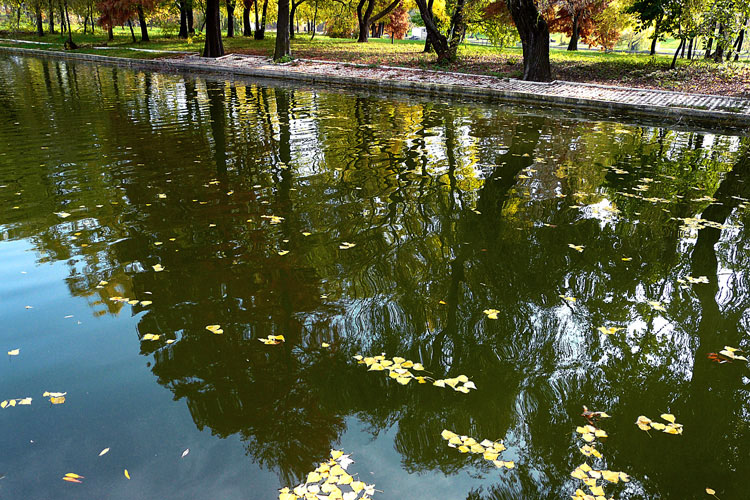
[635,414,683,435]
[707,346,748,363]
[440,429,514,469]
[570,407,630,500]
[354,354,476,392]
[109,296,152,307]
[62,472,84,484]
[278,449,375,500]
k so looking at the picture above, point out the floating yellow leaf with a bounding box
[706,488,716,495]
[601,470,619,483]
[205,324,224,335]
[124,469,130,479]
[647,300,666,312]
[50,396,65,404]
[278,250,289,256]
[152,264,164,272]
[7,349,19,356]
[99,448,110,456]
[339,242,356,250]
[559,295,577,303]
[258,335,285,345]
[590,485,605,496]
[660,413,676,423]
[597,327,620,336]
[483,309,500,320]
[568,244,585,252]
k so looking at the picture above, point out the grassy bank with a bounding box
[1,28,748,96]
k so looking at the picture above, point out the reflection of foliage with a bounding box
[2,55,750,499]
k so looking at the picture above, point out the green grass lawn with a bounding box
[1,26,748,96]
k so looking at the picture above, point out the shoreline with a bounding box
[2,45,749,133]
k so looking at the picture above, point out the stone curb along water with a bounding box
[1,45,749,134]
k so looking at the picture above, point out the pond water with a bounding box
[0,54,749,500]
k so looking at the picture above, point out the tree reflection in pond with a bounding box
[1,54,749,499]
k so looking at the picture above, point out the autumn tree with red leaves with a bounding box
[97,0,157,42]
[545,0,609,50]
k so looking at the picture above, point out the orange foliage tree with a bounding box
[385,3,410,39]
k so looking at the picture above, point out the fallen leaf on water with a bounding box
[258,335,285,345]
[718,346,748,361]
[647,300,666,312]
[277,250,289,256]
[62,477,82,483]
[152,264,164,272]
[99,448,110,456]
[50,396,65,405]
[559,295,577,303]
[7,349,19,356]
[181,449,189,458]
[483,309,499,320]
[142,334,160,341]
[124,469,130,479]
[597,326,621,335]
[339,242,356,250]
[568,244,585,252]
[205,325,223,335]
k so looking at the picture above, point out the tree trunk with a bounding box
[63,0,75,46]
[274,0,291,59]
[254,0,268,39]
[670,38,684,69]
[36,6,44,36]
[58,1,66,34]
[687,37,693,59]
[203,0,225,56]
[650,13,662,55]
[423,0,434,52]
[179,0,189,38]
[83,15,89,34]
[415,0,448,58]
[705,22,717,58]
[226,0,235,37]
[356,0,374,42]
[186,0,195,34]
[567,11,579,51]
[713,24,724,62]
[128,19,136,43]
[243,5,252,36]
[310,0,318,40]
[507,0,552,81]
[137,5,149,41]
[442,0,466,62]
[108,26,113,40]
[735,26,746,62]
[48,0,55,34]
[289,0,298,39]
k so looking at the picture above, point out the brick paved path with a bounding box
[182,54,750,118]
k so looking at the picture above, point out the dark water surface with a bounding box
[1,54,749,500]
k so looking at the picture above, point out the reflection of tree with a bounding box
[3,55,750,498]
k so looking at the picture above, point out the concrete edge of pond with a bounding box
[2,45,749,135]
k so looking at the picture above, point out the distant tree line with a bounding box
[0,0,747,79]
